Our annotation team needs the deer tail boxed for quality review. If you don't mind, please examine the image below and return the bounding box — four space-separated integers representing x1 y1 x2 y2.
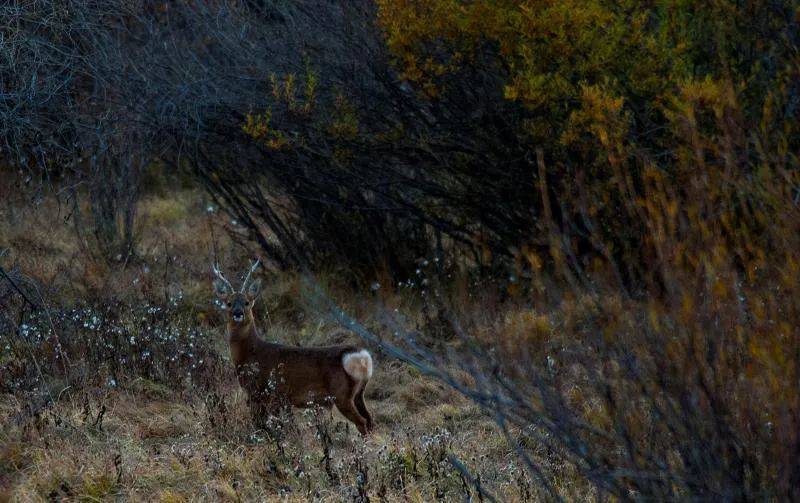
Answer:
342 349 373 381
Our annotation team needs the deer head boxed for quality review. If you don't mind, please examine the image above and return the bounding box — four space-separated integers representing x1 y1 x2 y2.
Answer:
213 259 262 325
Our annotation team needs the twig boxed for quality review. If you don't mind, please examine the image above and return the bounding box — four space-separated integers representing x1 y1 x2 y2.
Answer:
0 264 39 310
447 455 500 503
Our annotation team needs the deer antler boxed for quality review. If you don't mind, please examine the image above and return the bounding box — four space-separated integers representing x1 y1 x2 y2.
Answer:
240 258 261 293
212 262 234 293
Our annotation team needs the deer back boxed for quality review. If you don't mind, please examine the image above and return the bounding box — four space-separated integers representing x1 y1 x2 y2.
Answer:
232 333 360 407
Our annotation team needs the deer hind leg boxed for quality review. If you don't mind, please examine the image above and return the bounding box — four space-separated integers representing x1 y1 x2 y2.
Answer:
334 395 369 435
353 386 373 432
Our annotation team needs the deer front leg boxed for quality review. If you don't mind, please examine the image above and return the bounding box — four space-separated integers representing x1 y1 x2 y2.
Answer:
247 395 273 429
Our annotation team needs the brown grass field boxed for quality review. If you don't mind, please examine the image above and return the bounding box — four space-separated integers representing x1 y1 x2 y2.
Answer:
1 187 589 501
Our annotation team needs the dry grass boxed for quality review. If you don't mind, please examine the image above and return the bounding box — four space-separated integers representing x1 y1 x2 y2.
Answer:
0 186 579 501
1 374 545 502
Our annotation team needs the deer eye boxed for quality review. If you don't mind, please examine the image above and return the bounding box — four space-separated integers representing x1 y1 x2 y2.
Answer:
226 302 231 307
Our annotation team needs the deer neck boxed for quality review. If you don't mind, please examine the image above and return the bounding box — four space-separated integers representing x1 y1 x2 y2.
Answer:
227 320 258 367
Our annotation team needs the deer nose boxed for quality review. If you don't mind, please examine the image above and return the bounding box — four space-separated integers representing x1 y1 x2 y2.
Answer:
231 309 245 321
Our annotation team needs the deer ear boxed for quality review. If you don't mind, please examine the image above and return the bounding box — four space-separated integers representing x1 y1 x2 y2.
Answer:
246 278 262 299
213 279 230 298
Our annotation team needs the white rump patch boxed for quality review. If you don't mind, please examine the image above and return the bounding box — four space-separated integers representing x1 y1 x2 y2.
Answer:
342 349 373 381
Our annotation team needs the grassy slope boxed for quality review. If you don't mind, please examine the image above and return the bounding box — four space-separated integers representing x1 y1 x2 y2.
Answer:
0 187 584 501
1 365 509 501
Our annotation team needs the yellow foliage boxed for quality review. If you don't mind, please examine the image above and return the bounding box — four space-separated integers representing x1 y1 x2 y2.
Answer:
562 85 629 152
242 109 288 150
327 94 359 139
242 67 320 148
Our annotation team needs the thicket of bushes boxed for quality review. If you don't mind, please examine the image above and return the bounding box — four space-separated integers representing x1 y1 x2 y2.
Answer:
4 0 795 280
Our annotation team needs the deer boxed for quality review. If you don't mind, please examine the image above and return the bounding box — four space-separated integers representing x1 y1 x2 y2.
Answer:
212 260 374 435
